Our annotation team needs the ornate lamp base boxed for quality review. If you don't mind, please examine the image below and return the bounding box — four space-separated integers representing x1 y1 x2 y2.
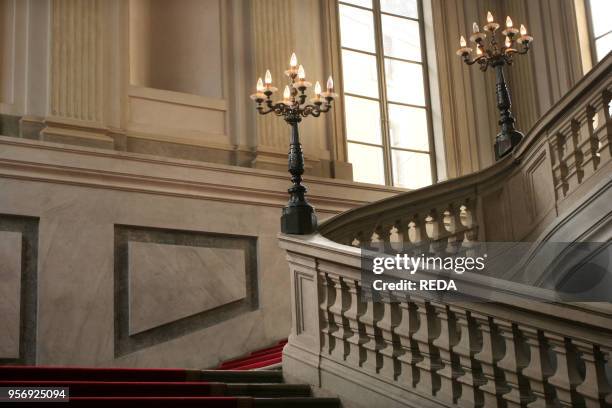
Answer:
494 129 524 160
281 202 317 234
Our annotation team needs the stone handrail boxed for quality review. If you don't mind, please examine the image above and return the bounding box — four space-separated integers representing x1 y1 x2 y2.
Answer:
279 54 612 407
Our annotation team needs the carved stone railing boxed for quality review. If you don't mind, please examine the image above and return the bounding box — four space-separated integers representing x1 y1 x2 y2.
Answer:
279 54 611 408
319 53 611 251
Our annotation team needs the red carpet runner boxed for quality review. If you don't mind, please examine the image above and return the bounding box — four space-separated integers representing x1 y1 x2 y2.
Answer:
0 339 342 407
217 339 286 370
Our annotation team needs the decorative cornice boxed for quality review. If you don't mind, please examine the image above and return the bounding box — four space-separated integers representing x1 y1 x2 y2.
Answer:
0 136 402 214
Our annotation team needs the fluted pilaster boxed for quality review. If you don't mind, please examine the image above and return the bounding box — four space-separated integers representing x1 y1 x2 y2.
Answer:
50 0 104 124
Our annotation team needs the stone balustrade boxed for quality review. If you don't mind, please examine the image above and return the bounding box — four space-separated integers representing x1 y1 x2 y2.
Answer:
319 54 611 251
280 55 611 408
280 233 612 408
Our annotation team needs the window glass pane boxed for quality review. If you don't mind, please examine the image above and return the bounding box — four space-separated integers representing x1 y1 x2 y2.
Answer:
340 0 372 8
384 59 425 106
380 0 418 19
589 0 612 37
342 50 380 98
345 96 383 144
339 5 376 53
391 150 432 189
382 15 421 61
595 32 612 61
348 143 385 185
388 104 429 150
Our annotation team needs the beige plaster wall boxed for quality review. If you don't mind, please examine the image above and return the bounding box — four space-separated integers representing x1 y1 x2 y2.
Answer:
0 136 402 367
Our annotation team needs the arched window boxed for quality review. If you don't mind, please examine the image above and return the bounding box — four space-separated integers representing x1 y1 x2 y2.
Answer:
337 0 436 189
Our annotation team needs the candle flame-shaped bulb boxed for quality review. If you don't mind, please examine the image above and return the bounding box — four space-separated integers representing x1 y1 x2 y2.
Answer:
298 64 305 80
256 78 264 92
473 22 479 33
476 47 483 55
264 70 272 85
290 52 298 67
505 36 511 48
487 11 494 23
283 85 291 100
327 75 334 91
506 16 513 28
460 35 467 47
315 81 321 96
520 24 527 36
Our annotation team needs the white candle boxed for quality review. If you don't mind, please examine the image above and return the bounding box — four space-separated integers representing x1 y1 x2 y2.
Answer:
264 70 272 85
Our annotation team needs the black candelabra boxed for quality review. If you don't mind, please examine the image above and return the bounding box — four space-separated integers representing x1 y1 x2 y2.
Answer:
457 12 534 160
251 53 336 234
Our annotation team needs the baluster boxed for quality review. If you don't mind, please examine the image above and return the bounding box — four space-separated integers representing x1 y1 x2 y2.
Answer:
370 230 382 252
443 205 462 254
392 219 408 254
377 299 400 381
601 346 612 406
395 299 418 388
411 297 441 396
452 307 483 408
574 341 612 408
546 334 582 407
495 319 528 408
358 287 381 373
589 90 612 163
460 201 479 258
431 302 459 405
580 105 601 177
551 132 570 197
558 120 583 193
376 224 393 254
343 278 365 368
361 228 374 250
599 89 611 163
472 312 503 407
425 210 446 256
319 271 336 355
407 215 427 256
519 325 553 408
572 119 585 184
351 231 367 248
328 274 350 362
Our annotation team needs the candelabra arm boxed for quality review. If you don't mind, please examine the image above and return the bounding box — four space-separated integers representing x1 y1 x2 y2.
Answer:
493 62 524 159
280 115 317 234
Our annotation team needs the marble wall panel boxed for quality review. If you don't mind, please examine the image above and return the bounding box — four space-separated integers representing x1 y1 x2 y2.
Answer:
128 242 247 335
115 225 258 358
0 231 22 358
0 215 38 365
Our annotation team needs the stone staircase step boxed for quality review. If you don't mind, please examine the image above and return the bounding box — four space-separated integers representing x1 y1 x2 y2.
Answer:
197 370 283 383
225 383 311 397
254 397 341 407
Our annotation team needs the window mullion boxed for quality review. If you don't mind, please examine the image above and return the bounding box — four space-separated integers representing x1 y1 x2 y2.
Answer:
416 0 438 183
372 0 393 186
